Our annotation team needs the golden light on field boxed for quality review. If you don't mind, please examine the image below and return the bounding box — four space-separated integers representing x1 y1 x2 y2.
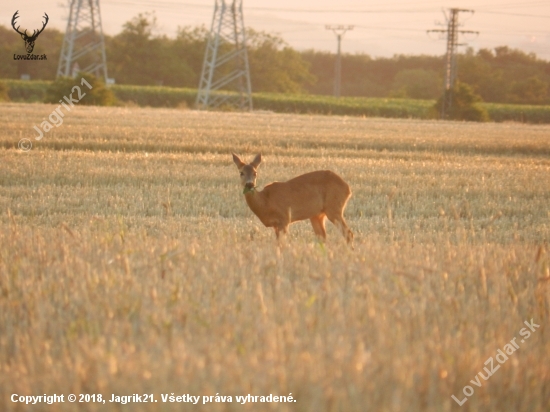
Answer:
0 103 549 411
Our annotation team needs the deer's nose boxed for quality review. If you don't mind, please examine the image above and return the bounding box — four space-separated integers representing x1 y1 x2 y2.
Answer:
245 182 254 189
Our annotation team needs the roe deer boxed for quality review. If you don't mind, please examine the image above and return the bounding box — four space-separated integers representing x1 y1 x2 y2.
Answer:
232 153 353 244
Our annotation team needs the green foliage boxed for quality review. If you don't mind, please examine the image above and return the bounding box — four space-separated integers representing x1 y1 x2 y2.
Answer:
509 76 549 105
4 79 49 102
389 69 442 99
483 102 550 124
0 25 64 81
302 47 550 105
106 15 313 93
458 47 550 105
246 29 315 93
111 84 196 107
173 26 209 87
435 83 490 122
253 93 432 119
5 80 550 124
1 15 550 106
301 52 444 98
0 81 9 101
45 73 116 106
107 12 196 88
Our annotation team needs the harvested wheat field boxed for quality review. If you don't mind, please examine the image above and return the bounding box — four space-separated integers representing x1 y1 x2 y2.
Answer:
0 102 549 412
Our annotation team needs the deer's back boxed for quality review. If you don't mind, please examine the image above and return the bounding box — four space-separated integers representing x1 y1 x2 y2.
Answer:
262 170 351 221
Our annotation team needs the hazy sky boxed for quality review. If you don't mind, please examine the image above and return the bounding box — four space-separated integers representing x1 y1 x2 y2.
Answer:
3 0 550 59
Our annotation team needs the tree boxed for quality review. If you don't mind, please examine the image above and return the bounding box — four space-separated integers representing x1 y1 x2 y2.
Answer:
107 19 314 92
173 26 209 88
509 76 549 105
246 29 315 93
107 12 194 87
45 72 115 106
435 82 489 122
389 69 441 99
301 52 444 98
458 51 507 102
0 25 63 80
1 16 550 106
459 47 550 105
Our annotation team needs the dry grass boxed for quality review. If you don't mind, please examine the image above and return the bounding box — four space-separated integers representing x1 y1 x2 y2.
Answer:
0 102 549 412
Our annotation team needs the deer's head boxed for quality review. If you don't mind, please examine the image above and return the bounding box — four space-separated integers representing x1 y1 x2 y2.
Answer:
232 153 262 194
12 11 49 54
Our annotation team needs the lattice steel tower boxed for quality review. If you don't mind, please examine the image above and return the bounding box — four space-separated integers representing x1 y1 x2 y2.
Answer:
57 0 108 81
196 0 252 110
428 9 477 119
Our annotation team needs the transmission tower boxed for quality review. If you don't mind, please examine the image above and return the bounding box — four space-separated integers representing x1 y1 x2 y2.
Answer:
57 0 108 81
196 0 252 111
428 9 477 119
326 25 354 98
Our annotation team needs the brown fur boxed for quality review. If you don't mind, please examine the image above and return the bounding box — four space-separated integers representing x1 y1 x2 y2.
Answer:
232 153 353 243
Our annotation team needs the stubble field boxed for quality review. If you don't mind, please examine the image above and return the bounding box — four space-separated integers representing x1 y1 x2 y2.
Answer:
0 103 549 411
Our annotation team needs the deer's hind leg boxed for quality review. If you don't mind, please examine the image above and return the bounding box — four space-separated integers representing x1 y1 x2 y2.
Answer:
326 210 353 244
310 214 327 241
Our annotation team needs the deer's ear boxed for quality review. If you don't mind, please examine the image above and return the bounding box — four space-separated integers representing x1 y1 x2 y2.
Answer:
251 153 262 169
232 153 246 170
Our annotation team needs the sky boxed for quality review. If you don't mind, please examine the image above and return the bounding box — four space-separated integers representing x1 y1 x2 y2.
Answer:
3 0 550 60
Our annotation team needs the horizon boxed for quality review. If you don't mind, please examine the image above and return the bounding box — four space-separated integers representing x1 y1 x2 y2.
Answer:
2 0 549 60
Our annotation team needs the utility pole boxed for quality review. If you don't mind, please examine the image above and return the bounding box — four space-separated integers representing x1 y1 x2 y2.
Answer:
326 25 354 98
428 9 477 119
57 0 108 82
196 0 252 111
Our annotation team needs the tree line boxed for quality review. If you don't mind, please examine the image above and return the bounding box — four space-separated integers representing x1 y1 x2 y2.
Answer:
1 12 549 105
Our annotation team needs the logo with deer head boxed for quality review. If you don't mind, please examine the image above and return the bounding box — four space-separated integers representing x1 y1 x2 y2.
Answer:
11 10 49 54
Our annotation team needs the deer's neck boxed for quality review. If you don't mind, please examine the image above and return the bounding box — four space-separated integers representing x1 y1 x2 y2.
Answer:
244 190 270 225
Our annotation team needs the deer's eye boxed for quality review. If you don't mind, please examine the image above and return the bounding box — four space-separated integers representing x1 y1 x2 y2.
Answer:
240 172 244 176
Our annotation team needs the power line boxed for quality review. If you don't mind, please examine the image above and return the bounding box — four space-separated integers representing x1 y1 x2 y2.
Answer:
476 0 549 11
478 11 550 19
78 1 550 60
57 0 108 82
355 25 425 33
428 9 479 120
103 1 441 14
196 0 252 111
102 0 550 19
326 25 354 98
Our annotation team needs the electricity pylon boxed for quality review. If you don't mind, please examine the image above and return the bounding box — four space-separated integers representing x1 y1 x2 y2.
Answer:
196 0 252 111
428 9 477 119
326 25 354 98
57 0 108 81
